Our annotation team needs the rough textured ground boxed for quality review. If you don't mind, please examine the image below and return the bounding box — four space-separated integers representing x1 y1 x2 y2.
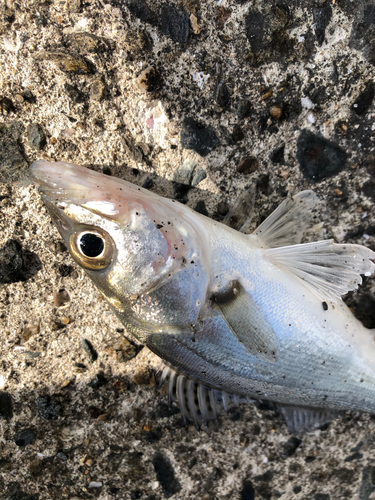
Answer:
1 0 375 499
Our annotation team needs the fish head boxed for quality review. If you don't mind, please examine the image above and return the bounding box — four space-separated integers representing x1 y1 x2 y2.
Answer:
30 160 209 316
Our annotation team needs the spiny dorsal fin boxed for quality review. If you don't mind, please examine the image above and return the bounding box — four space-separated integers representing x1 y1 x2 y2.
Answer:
253 190 319 248
265 240 375 302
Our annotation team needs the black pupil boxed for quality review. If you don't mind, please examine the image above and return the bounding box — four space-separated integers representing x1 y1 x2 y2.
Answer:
79 233 104 258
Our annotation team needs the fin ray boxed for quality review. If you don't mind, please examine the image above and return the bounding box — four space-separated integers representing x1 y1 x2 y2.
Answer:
265 240 375 301
253 190 319 247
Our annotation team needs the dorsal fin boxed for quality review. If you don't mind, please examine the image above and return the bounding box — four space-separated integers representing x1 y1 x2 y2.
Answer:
253 190 319 248
265 240 375 302
278 405 339 434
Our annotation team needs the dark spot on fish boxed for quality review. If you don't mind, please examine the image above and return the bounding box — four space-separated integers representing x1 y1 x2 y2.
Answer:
322 301 328 311
156 224 163 229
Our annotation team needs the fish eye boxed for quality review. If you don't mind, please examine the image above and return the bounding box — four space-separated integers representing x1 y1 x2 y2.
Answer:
68 226 114 271
79 232 104 258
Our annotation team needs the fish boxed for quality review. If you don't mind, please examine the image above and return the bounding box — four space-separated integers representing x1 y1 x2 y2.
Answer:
29 159 375 433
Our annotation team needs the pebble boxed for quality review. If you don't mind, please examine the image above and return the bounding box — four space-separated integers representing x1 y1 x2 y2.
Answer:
297 129 347 182
180 118 219 157
64 83 82 103
152 452 182 497
161 5 190 43
54 288 70 307
236 99 251 119
194 200 208 216
88 372 107 389
132 367 155 386
173 159 197 184
270 105 282 119
282 436 301 457
240 480 255 500
0 391 13 419
351 82 375 116
123 29 151 54
23 324 40 341
0 239 24 284
269 144 285 165
28 123 47 150
215 81 231 108
35 395 62 420
90 79 106 102
80 337 98 363
136 66 162 92
0 96 15 114
236 157 259 175
232 124 245 142
36 51 92 74
191 165 207 186
313 4 332 45
142 177 154 190
67 32 110 53
217 201 229 217
14 428 36 447
190 14 200 34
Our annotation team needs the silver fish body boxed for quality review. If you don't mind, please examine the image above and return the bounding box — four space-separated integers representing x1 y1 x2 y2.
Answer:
30 160 375 430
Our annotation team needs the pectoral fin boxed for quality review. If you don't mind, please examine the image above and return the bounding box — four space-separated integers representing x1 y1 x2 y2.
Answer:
265 240 375 302
214 281 278 363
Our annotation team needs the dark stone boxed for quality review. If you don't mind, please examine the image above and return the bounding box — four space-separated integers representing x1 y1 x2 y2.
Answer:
269 144 285 164
362 179 375 201
296 129 347 182
0 96 15 114
180 118 219 157
254 470 274 482
293 485 302 494
351 82 375 116
251 423 261 435
14 429 36 447
359 466 375 500
142 177 154 189
64 84 83 103
80 337 98 363
88 372 108 389
161 5 189 43
0 391 13 419
137 66 162 92
282 436 301 457
237 157 259 174
34 395 61 420
236 99 251 119
4 482 39 500
121 134 144 162
215 81 230 108
194 200 209 216
217 201 229 217
152 452 181 498
204 467 221 492
257 174 272 195
350 4 375 66
313 4 332 45
232 124 245 142
27 124 46 150
58 263 74 277
345 292 375 329
54 288 70 307
314 495 330 500
245 6 293 62
0 240 23 283
4 9 15 24
126 0 156 25
34 15 47 27
173 182 190 204
344 452 363 462
21 89 36 103
240 480 255 500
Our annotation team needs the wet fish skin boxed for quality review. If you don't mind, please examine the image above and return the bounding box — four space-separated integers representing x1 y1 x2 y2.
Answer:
30 160 375 428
